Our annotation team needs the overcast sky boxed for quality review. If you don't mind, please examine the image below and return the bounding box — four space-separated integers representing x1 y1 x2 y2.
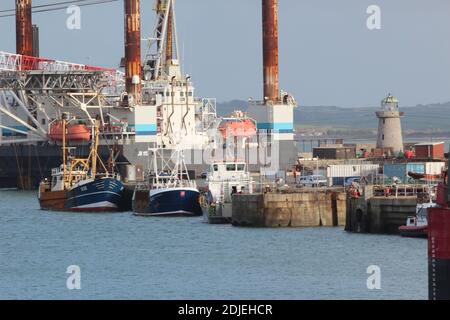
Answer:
1 0 450 107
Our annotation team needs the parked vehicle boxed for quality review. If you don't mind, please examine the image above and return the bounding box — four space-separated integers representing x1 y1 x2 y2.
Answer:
297 175 327 187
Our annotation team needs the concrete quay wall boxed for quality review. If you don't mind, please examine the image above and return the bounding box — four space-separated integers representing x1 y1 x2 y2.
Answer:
232 190 346 228
346 195 417 234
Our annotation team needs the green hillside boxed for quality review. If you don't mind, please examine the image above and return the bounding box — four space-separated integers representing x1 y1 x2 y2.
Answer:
216 101 450 132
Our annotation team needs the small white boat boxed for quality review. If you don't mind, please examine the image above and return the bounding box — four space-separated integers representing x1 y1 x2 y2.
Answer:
201 160 254 224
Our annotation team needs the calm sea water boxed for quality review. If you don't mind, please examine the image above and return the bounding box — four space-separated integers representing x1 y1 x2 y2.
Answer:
0 190 427 300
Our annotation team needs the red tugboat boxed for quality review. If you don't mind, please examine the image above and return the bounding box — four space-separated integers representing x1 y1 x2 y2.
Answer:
399 201 436 238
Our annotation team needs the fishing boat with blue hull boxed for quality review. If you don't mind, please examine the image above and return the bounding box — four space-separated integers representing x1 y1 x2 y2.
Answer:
146 187 202 217
65 177 124 212
133 145 202 217
38 117 124 212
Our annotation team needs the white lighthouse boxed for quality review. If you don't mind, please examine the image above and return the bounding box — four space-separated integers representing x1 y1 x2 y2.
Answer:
376 94 404 155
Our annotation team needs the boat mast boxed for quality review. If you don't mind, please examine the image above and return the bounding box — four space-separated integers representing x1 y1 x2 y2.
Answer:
150 148 159 185
91 120 99 178
62 116 68 189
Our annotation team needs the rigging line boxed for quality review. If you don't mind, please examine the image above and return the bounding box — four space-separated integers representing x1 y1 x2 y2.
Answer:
0 0 120 18
0 0 95 13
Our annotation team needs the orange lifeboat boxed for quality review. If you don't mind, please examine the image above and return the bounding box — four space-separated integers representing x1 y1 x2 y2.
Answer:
48 122 91 142
219 119 256 139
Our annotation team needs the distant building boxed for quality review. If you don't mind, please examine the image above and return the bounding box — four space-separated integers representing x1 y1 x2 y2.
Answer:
313 146 356 160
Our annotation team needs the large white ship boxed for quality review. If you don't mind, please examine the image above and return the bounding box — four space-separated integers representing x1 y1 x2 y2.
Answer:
0 0 218 189
0 0 297 189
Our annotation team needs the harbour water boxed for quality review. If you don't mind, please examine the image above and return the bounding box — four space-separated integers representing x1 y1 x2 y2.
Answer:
0 190 427 300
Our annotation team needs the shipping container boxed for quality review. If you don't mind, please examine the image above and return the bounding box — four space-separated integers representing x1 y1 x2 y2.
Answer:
414 142 445 160
332 177 345 186
383 162 425 183
313 169 327 177
326 164 380 186
313 147 356 160
425 162 446 175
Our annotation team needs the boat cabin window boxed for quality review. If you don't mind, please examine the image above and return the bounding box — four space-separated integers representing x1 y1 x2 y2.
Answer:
237 164 245 171
213 164 218 172
226 164 236 171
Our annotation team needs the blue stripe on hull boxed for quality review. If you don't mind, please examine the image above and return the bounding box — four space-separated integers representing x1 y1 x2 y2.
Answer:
65 178 124 211
148 189 202 217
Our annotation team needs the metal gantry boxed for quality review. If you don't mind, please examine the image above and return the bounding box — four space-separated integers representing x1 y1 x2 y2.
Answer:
143 0 180 81
0 51 126 145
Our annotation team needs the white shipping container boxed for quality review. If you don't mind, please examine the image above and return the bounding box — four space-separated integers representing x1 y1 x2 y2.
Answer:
313 169 327 176
425 162 446 175
326 164 380 178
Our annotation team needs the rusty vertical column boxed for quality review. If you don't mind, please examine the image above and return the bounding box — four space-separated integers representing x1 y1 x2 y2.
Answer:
16 0 33 57
166 5 173 64
262 0 279 103
124 0 142 104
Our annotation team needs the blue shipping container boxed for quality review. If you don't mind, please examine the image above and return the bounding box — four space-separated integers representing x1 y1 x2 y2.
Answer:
383 163 425 183
332 177 345 186
332 176 360 186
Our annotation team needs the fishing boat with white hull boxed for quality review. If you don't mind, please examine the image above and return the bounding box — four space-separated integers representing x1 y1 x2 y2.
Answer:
38 117 124 212
133 146 202 217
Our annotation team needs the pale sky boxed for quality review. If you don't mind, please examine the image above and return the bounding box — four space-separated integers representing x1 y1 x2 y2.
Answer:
1 0 450 107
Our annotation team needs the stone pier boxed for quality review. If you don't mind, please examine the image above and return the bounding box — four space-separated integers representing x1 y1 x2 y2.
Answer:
232 190 346 227
345 186 418 234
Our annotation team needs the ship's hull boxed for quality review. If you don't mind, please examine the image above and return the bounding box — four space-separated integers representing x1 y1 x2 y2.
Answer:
202 202 233 224
399 225 428 238
39 178 124 212
135 187 202 217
